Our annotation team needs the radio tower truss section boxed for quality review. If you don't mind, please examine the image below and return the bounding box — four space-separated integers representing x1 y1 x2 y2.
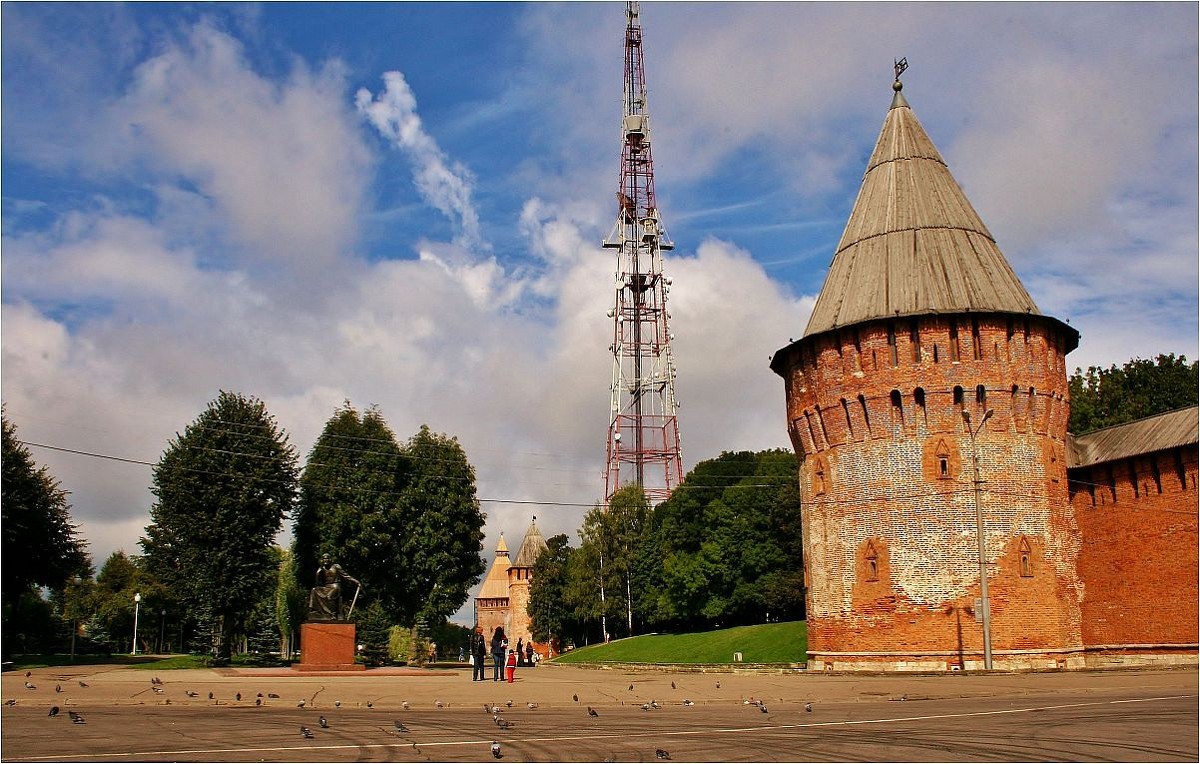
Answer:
603 1 683 506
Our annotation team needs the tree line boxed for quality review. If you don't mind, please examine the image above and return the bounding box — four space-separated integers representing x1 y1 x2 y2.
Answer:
2 393 483 665
527 449 806 650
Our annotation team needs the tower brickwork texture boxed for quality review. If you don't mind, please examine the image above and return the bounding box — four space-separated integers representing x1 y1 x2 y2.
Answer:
771 78 1197 671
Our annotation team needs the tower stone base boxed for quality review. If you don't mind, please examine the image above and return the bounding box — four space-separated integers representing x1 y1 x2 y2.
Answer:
295 622 364 671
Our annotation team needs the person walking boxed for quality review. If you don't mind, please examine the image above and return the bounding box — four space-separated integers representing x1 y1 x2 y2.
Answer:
471 627 487 682
516 637 524 666
506 648 517 683
490 627 507 682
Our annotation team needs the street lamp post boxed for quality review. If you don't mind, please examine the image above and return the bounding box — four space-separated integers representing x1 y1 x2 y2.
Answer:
962 408 994 671
160 610 167 655
132 593 142 655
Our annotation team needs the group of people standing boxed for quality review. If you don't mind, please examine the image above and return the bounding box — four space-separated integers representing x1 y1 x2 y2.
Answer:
470 626 536 682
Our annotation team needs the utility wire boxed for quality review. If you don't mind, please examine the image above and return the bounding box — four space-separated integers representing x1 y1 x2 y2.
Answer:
20 438 1153 511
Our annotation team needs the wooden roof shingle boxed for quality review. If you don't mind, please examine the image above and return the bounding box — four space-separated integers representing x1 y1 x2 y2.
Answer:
803 83 1045 339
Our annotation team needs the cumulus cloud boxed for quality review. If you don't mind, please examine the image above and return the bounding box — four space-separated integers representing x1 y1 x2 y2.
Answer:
357 72 487 253
114 21 369 277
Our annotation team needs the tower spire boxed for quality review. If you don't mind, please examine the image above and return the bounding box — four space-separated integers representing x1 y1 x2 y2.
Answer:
603 1 683 505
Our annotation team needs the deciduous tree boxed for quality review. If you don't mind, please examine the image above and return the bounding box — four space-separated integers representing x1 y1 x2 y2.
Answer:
1069 354 1199 434
141 391 297 661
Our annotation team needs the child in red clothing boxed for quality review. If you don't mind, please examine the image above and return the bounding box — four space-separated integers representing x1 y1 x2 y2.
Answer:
505 649 517 683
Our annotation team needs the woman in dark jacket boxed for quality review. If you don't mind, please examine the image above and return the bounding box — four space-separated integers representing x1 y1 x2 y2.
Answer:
490 626 507 681
470 626 487 681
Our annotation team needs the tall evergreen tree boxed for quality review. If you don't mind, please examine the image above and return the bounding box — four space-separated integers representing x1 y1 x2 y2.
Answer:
292 403 405 610
2 414 91 602
141 391 297 661
396 426 486 625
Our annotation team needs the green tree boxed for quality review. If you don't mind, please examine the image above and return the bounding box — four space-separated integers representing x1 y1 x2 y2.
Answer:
564 505 620 643
353 601 393 667
528 534 576 645
1069 354 1199 435
641 450 803 631
141 391 298 661
2 414 91 604
274 548 306 660
603 486 650 635
395 425 486 626
90 552 167 653
292 403 405 610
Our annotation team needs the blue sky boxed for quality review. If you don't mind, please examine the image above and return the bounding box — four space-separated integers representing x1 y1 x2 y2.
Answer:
3 3 1196 620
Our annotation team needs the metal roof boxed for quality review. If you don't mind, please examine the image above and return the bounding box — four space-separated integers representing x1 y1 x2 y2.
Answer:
1067 407 1199 468
803 82 1046 339
512 519 548 568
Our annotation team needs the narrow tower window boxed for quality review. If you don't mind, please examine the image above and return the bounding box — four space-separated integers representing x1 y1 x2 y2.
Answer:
1019 537 1033 578
910 320 922 363
841 398 853 440
976 385 987 405
914 387 927 425
971 318 982 361
887 322 898 367
859 394 871 435
935 438 952 479
864 540 879 582
890 390 904 429
949 323 961 362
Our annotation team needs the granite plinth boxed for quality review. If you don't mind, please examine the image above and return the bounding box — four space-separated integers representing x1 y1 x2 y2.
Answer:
295 621 364 671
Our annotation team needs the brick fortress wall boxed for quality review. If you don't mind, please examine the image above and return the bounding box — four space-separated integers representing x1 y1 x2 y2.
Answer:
1070 445 1199 658
777 313 1083 670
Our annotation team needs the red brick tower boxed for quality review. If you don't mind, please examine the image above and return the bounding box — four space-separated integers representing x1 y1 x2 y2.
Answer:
770 75 1082 671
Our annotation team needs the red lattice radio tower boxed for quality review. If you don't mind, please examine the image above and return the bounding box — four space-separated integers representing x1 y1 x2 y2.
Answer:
603 1 683 505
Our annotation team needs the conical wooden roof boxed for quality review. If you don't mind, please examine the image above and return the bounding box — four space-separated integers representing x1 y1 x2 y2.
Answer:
513 518 548 568
477 533 511 600
803 82 1043 339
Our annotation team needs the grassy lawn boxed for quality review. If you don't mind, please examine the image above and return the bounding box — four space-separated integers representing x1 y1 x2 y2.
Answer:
552 621 806 665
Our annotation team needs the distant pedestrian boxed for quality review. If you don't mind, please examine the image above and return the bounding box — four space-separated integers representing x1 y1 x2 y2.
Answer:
516 638 525 666
506 649 517 683
490 627 507 682
428 641 438 664
471 626 487 681
526 641 535 666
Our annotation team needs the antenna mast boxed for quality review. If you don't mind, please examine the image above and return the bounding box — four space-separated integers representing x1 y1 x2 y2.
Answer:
603 0 683 505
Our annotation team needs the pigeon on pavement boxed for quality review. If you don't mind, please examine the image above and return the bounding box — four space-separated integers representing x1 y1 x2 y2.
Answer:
656 749 671 760
587 706 599 717
805 703 813 712
300 726 314 739
78 681 89 688
491 742 502 759
394 720 410 733
48 706 60 716
55 684 62 693
24 682 36 690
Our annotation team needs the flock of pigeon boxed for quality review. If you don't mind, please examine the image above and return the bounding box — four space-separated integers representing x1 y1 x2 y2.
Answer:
9 671 816 761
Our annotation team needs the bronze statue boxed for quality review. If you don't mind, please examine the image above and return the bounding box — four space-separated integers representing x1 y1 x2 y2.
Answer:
307 553 361 621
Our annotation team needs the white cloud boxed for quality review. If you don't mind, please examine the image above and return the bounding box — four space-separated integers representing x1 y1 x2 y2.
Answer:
357 71 487 253
114 21 369 275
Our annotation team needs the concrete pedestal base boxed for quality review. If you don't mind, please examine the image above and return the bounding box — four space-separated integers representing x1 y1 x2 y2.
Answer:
295 622 364 671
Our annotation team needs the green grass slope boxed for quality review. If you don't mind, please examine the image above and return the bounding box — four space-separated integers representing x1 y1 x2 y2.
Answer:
552 621 806 665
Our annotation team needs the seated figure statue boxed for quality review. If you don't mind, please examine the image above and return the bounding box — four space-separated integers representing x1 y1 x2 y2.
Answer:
308 553 361 621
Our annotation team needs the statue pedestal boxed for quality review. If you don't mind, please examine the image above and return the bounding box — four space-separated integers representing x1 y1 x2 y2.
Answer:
295 622 364 671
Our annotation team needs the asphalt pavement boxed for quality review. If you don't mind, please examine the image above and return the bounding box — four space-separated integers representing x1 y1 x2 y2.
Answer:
2 662 1196 761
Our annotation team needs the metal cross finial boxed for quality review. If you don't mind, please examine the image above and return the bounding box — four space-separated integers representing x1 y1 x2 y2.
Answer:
894 57 908 82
